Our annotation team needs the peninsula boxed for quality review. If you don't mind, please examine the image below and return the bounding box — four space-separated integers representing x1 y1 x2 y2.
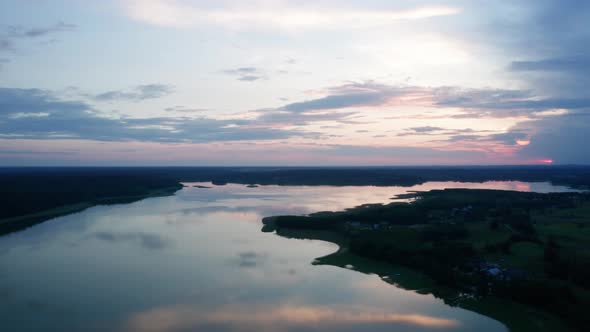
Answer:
264 189 590 332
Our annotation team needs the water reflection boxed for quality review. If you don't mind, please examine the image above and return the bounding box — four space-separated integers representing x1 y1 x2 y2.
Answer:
91 231 172 250
125 304 460 332
0 181 574 332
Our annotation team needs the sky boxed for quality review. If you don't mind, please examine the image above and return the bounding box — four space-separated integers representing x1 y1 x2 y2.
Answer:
1 0 589 166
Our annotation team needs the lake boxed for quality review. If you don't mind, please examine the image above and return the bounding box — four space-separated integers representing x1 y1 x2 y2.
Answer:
0 181 578 332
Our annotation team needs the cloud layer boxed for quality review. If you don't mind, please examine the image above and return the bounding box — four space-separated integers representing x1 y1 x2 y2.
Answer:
1 0 589 165
123 0 460 29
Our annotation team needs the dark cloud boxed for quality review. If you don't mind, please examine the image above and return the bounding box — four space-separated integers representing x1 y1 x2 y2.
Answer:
92 84 175 102
495 0 590 97
517 112 590 163
409 126 445 133
447 131 528 146
433 87 531 109
255 110 357 126
510 57 590 72
396 126 520 145
0 87 88 114
488 132 528 145
282 83 398 112
435 89 590 112
466 0 590 162
222 67 266 82
279 82 590 120
0 87 305 142
284 92 384 112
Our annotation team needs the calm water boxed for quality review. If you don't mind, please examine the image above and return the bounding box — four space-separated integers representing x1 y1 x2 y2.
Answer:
0 181 578 332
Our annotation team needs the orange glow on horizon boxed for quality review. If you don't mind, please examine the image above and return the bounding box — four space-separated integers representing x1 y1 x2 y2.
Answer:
538 159 553 164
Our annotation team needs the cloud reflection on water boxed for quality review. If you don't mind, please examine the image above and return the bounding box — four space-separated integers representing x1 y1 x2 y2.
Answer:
91 231 172 250
125 303 460 332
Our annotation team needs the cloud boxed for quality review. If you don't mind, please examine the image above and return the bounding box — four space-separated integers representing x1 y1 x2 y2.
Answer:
91 84 175 102
471 0 590 98
4 22 77 38
408 126 445 133
255 109 357 127
3 72 588 164
2 81 575 164
455 0 590 162
124 303 460 332
231 251 268 268
435 87 590 113
123 0 461 29
222 67 266 82
284 91 387 112
517 112 590 164
510 57 590 72
92 231 172 250
0 22 77 58
0 87 322 143
277 81 590 118
447 131 529 146
280 82 424 113
0 88 88 114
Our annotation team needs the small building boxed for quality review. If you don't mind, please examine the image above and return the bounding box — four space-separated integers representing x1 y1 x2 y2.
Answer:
486 267 502 277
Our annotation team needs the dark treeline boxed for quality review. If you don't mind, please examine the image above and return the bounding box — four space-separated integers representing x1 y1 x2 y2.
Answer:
5 165 590 188
0 168 182 220
2 165 590 234
111 165 590 187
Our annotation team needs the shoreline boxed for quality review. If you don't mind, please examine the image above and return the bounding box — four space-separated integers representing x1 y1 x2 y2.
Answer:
0 184 183 236
261 188 590 331
269 226 570 332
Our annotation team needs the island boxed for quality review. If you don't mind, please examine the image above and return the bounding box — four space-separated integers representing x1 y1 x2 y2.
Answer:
263 189 590 332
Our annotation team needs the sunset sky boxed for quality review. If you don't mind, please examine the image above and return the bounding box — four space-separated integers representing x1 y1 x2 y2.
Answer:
1 0 589 165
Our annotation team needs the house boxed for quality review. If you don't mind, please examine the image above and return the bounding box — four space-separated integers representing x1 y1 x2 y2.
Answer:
485 267 502 277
